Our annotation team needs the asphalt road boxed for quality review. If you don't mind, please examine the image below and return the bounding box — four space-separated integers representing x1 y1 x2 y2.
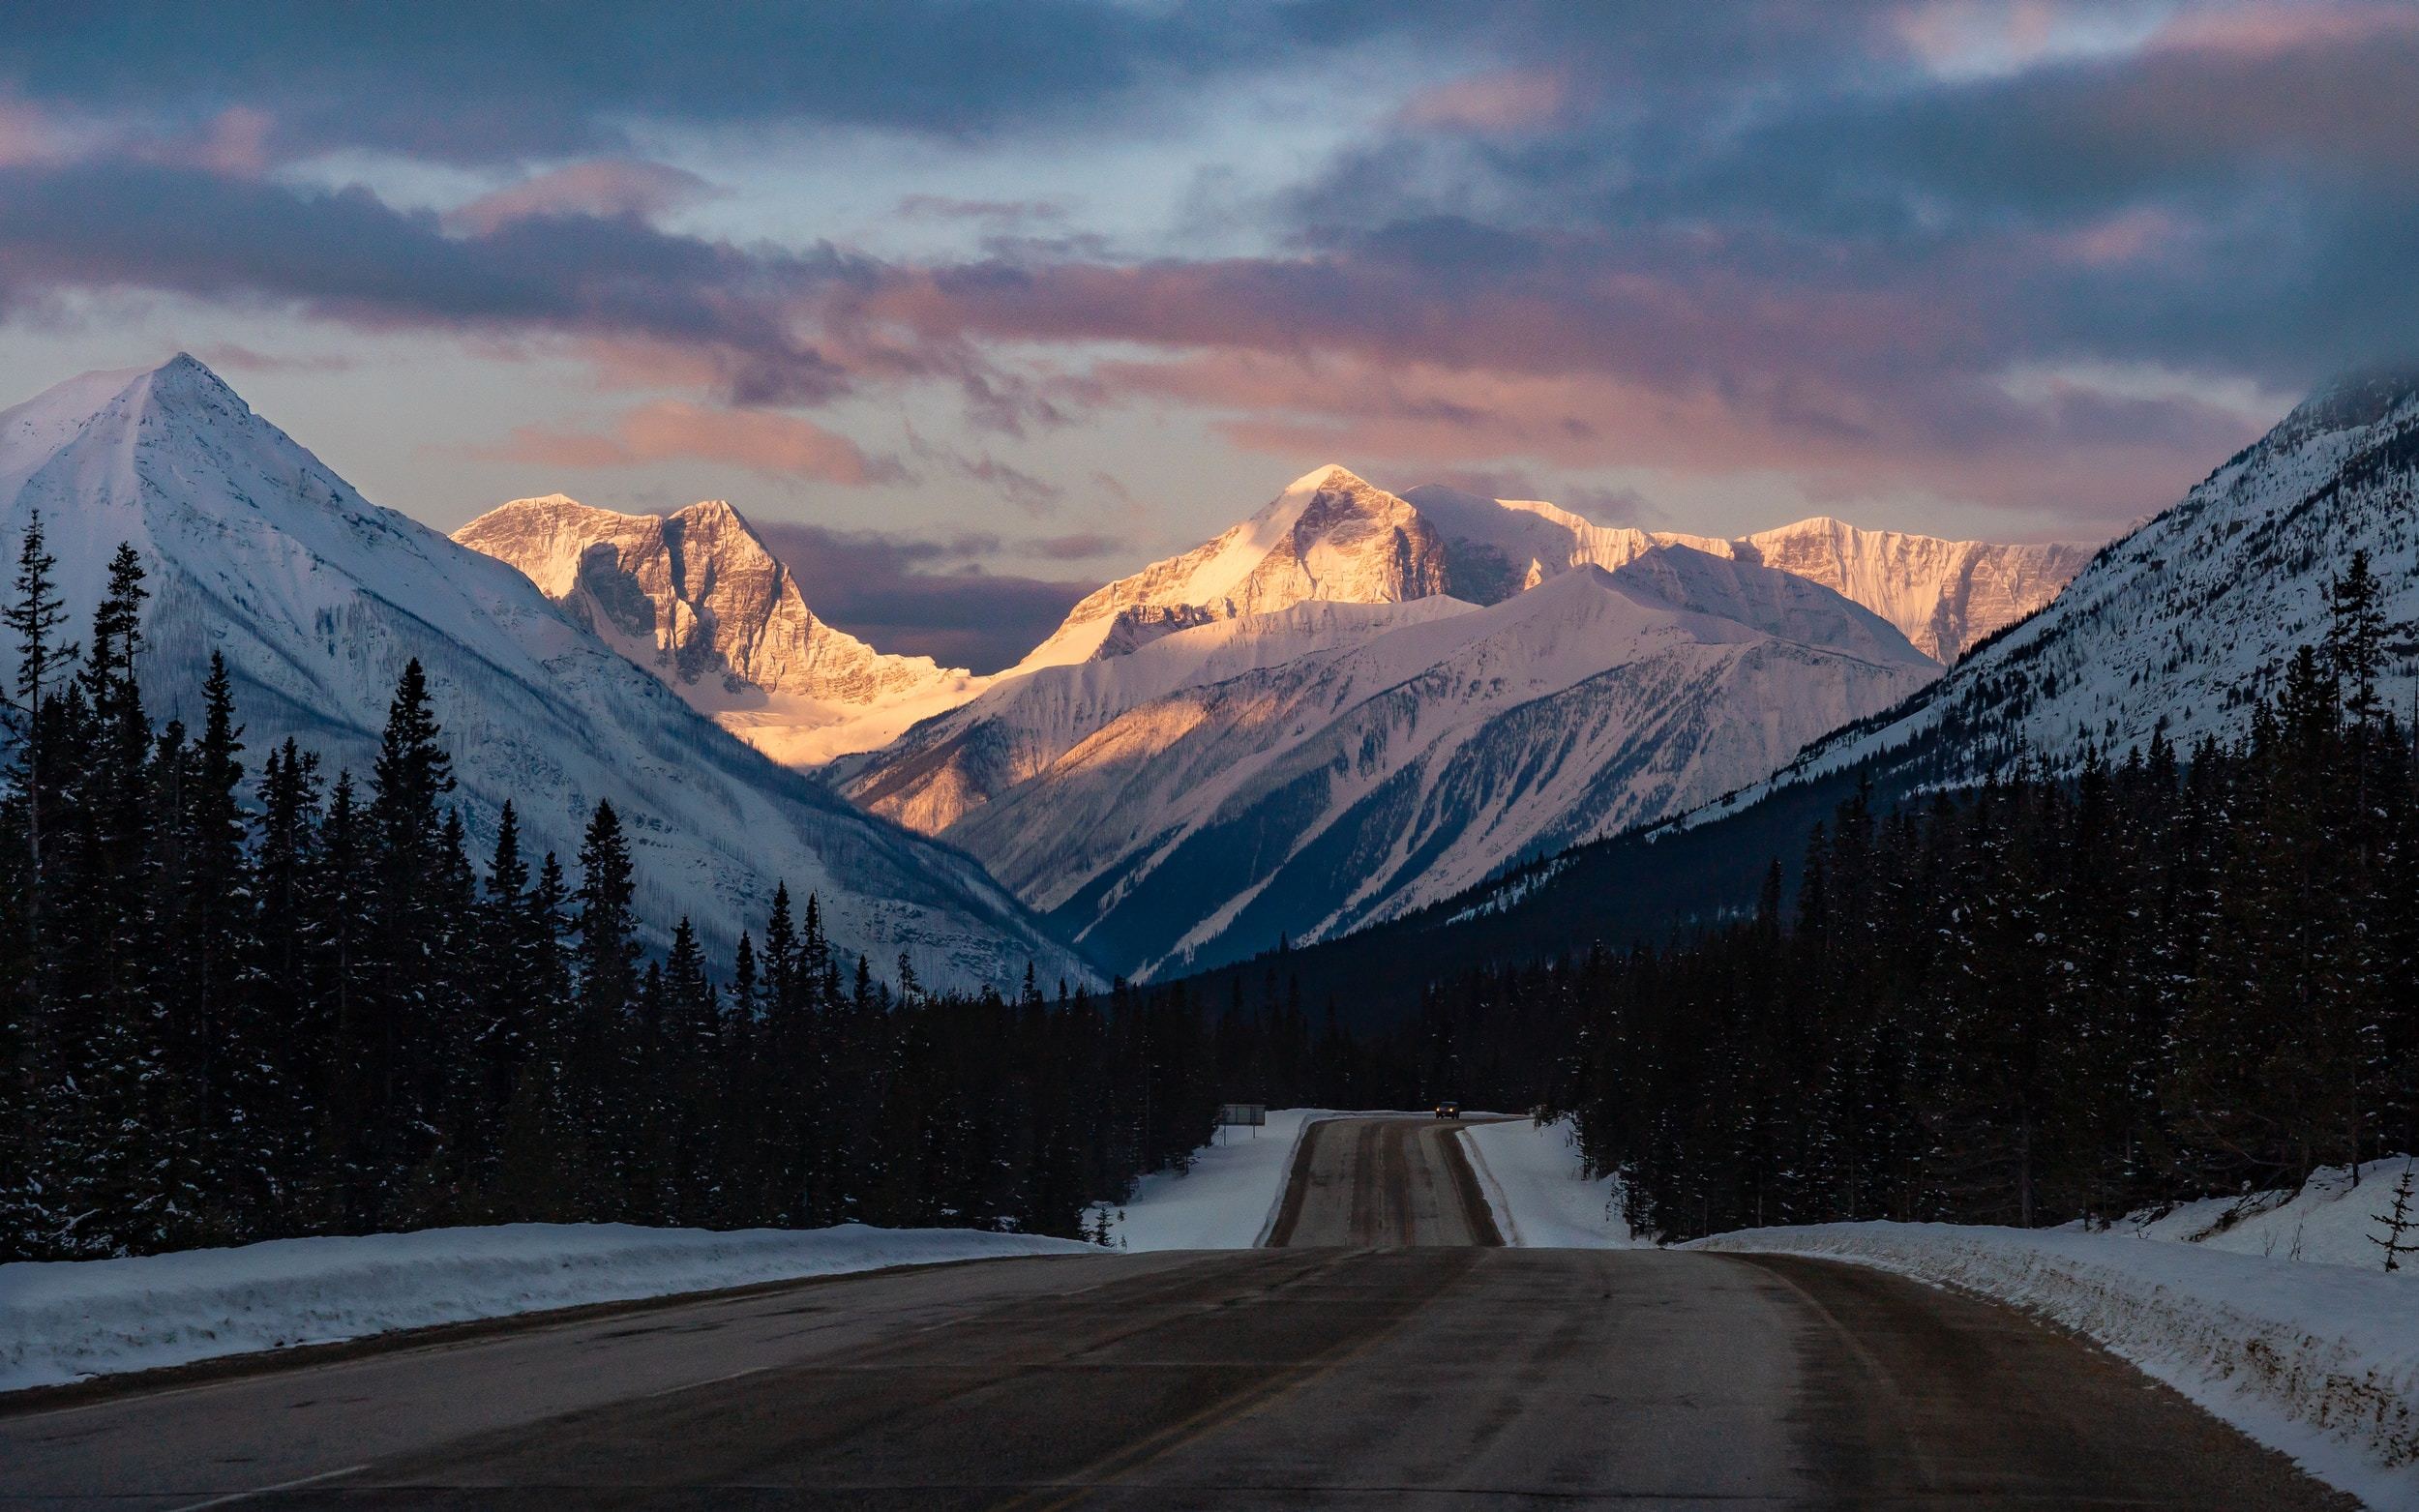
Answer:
1265 1114 1504 1247
0 1115 2356 1510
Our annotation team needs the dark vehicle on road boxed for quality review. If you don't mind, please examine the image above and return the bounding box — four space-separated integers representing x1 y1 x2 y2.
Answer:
1434 1100 1461 1119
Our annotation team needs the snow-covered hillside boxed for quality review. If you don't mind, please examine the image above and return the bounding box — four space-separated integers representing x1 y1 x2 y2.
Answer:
1699 370 2419 816
867 551 1935 978
456 494 983 764
0 356 1086 990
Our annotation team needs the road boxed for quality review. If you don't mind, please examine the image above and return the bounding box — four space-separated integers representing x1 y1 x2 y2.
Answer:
0 1115 2355 1509
1266 1114 1505 1246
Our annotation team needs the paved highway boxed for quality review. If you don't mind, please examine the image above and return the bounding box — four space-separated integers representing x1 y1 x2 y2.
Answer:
0 1115 2354 1509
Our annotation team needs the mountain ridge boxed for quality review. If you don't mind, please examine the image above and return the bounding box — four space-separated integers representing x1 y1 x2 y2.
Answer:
0 355 1089 990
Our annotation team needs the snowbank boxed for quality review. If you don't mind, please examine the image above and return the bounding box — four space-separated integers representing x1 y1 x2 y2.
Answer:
1457 1116 1633 1248
0 1222 1092 1393
2111 1155 2419 1272
1102 1109 1354 1251
1694 1221 2418 1508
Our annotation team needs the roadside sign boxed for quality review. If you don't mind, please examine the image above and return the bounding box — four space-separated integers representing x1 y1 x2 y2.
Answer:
1216 1103 1266 1141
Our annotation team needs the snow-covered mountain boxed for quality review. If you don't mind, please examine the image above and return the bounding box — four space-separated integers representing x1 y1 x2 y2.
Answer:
839 465 2091 836
1015 465 1454 669
1688 370 2419 825
1396 483 2092 663
1021 465 2083 676
454 494 981 765
854 547 1936 978
0 356 1087 990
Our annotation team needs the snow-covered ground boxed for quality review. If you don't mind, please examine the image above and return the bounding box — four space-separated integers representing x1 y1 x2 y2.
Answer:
1101 1109 1354 1250
2109 1156 2419 1271
1696 1218 2418 1508
1457 1116 1633 1248
0 1223 1092 1393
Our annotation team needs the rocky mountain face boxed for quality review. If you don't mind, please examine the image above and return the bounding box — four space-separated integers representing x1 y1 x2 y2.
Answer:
455 494 979 766
0 356 1087 990
1731 518 2095 664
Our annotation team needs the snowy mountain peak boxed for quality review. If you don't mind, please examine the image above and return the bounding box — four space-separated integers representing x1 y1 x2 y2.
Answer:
2276 366 2419 442
0 358 1086 989
456 493 980 766
1015 466 1453 670
1285 461 1373 493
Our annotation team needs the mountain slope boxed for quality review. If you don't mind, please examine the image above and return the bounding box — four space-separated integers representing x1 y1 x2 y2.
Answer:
1699 368 2419 816
890 550 1936 978
454 494 980 765
1177 369 2419 1026
0 356 1086 989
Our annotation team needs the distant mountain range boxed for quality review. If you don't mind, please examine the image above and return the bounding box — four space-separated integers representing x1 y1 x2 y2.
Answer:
460 461 2087 979
0 357 1087 990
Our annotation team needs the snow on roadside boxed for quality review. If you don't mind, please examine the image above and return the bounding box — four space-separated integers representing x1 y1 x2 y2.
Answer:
1694 1222 2419 1509
1457 1116 1633 1248
0 1222 1092 1394
2110 1155 2419 1272
1101 1109 1347 1251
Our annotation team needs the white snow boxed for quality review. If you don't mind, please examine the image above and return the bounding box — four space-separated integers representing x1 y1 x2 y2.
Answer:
1694 1221 2419 1508
0 1222 1092 1393
1456 1116 1634 1248
2107 1156 2419 1272
1099 1109 1349 1251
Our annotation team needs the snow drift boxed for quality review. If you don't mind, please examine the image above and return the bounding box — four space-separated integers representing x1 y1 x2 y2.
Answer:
0 1222 1092 1393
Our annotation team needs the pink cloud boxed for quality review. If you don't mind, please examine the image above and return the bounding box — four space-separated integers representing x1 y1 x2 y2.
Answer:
1394 69 1570 133
2146 0 2419 57
449 160 722 235
476 400 900 487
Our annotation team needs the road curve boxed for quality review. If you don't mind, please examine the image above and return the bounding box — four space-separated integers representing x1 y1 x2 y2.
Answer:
0 1118 2358 1509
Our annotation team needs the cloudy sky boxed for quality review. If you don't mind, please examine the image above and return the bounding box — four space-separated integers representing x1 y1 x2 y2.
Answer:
3 1 2409 667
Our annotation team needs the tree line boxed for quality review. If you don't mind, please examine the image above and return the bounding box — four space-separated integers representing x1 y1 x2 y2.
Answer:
1436 551 2419 1240
0 520 1239 1260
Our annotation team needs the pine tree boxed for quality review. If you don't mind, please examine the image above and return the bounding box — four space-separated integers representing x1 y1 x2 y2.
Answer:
0 513 77 1251
170 654 252 1232
354 660 458 1227
572 800 640 1207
